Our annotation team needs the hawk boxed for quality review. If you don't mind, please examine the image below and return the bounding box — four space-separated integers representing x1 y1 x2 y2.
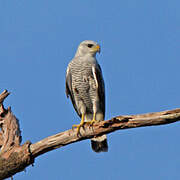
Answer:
65 40 108 153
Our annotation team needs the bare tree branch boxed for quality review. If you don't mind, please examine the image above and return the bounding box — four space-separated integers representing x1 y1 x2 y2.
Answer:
0 91 29 180
0 90 10 105
0 90 179 179
30 108 180 157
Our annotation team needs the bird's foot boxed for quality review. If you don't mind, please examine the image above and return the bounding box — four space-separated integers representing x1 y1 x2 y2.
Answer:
86 119 98 127
91 112 98 126
72 113 85 135
72 122 85 135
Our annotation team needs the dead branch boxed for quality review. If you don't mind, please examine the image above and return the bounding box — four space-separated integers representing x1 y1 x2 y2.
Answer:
0 90 179 179
0 90 10 105
0 108 22 153
30 108 180 157
0 91 32 180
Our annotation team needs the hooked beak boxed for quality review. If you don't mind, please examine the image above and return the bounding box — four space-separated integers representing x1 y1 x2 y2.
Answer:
92 44 101 54
96 44 101 53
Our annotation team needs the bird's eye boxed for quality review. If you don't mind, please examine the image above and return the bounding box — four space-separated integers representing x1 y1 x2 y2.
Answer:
87 44 93 48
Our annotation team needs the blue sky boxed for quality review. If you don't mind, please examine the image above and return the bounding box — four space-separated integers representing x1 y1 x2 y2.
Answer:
0 0 180 179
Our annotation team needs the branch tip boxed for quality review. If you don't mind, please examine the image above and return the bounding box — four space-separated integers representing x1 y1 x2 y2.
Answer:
0 90 10 105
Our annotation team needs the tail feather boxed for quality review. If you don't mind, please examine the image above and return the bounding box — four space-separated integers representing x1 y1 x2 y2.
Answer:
91 135 108 153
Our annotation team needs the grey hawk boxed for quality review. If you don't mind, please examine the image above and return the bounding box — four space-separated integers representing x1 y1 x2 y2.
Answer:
66 40 108 153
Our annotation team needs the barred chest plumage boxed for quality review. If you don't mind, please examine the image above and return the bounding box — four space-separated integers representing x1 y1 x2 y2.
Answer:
68 56 98 115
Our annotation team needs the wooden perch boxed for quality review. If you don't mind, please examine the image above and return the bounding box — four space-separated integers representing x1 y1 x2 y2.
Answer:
30 108 180 158
0 90 180 179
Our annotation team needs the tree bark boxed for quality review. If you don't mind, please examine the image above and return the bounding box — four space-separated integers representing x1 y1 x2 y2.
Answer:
0 90 179 179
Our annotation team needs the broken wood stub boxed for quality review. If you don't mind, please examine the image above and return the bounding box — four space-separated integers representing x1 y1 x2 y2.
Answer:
0 90 34 180
0 108 22 154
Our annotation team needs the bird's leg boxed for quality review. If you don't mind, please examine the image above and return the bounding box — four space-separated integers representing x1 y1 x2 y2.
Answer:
72 113 85 135
89 112 98 126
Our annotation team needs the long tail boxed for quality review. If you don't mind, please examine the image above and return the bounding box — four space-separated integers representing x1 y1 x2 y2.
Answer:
91 135 108 153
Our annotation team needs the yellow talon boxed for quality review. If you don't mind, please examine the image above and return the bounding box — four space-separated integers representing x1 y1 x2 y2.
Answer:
72 113 85 135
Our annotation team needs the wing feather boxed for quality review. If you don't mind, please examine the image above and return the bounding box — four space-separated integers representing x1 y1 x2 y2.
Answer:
92 64 105 117
65 67 81 116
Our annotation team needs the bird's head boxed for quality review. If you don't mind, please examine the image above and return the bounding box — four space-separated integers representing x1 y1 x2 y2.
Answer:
75 40 100 57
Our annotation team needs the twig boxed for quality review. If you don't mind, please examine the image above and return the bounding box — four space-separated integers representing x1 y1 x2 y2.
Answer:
0 90 10 105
